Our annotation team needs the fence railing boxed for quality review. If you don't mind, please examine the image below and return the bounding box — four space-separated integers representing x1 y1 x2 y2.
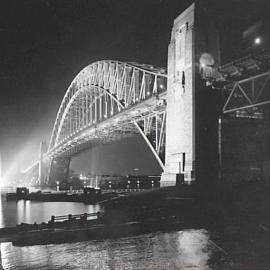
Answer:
50 212 100 223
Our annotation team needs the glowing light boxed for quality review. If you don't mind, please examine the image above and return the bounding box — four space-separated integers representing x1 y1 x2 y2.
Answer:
147 91 151 96
159 84 164 89
80 173 88 180
200 53 215 68
110 111 114 115
254 37 261 45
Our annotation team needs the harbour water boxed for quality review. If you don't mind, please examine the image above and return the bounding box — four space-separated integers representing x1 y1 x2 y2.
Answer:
0 229 236 270
0 188 101 228
0 188 252 269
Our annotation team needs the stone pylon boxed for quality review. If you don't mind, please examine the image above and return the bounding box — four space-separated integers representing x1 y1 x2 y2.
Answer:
161 2 221 186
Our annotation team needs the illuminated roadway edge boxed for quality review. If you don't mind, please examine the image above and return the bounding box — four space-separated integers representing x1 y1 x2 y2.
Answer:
46 92 167 160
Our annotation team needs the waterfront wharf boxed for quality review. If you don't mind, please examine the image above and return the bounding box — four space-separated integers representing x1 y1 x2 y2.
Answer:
6 187 116 204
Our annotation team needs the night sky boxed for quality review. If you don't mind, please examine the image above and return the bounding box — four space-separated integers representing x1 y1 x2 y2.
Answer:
0 0 269 181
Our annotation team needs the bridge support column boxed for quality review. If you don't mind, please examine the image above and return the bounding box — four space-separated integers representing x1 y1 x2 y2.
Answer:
38 141 48 186
161 2 221 186
48 157 71 188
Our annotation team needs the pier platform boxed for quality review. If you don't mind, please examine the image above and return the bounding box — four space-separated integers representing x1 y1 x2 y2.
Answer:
6 187 116 204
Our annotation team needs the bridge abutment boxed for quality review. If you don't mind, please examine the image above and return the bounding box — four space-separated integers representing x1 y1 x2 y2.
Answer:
161 2 221 186
38 141 48 186
48 157 71 188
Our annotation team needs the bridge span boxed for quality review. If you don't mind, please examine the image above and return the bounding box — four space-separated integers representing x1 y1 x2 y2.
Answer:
23 60 168 186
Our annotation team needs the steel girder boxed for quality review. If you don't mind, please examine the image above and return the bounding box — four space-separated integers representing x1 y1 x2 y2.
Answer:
134 111 166 169
45 60 167 166
222 70 270 117
202 49 270 118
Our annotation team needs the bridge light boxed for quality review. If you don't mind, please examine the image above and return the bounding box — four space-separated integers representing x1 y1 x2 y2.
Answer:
254 37 262 45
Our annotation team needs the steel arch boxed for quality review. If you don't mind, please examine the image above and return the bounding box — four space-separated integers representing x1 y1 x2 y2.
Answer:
47 60 167 163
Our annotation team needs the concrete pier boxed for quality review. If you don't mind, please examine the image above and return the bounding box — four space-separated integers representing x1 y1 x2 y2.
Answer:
161 2 220 186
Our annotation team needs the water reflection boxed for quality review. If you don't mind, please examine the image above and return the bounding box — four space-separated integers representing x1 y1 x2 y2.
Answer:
177 230 210 268
0 189 100 227
17 201 30 224
0 229 232 270
0 188 234 269
13 200 100 225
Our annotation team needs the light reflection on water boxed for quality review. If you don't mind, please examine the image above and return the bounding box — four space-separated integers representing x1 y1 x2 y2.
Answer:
0 188 235 269
0 189 100 227
0 230 228 270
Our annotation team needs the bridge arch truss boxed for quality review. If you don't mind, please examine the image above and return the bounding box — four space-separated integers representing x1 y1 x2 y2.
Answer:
46 60 167 168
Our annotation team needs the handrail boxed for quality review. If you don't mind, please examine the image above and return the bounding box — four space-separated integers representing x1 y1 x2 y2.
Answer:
50 212 99 222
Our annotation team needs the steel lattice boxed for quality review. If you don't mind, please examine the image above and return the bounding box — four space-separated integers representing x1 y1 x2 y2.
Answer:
44 61 167 164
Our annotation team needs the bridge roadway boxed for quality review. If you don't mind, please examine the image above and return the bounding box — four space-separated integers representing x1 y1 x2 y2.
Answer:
47 91 166 160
